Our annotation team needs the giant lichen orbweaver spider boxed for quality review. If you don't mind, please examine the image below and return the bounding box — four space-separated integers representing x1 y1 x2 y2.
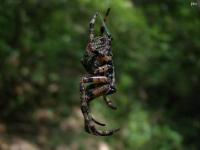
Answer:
80 8 120 136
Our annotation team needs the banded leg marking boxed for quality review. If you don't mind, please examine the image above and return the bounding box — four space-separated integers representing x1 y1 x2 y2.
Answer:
89 12 98 41
80 76 119 136
94 64 112 75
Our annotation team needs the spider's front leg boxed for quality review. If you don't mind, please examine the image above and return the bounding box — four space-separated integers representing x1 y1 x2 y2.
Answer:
80 76 119 136
89 12 98 41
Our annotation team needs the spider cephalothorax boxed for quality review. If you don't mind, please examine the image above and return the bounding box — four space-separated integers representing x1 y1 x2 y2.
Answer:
80 8 119 136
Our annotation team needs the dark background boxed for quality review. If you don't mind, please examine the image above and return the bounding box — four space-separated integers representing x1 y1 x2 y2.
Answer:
0 0 200 149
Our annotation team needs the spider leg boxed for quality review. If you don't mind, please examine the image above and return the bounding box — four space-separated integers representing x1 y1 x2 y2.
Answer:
103 95 117 110
92 117 106 126
89 12 98 41
90 123 120 136
93 64 117 110
85 83 110 126
85 84 106 127
80 76 119 136
92 65 117 109
100 8 111 35
80 77 91 130
86 84 119 136
94 64 112 75
80 76 109 127
96 55 112 64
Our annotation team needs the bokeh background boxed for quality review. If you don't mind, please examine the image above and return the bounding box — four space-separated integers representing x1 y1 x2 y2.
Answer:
0 0 200 149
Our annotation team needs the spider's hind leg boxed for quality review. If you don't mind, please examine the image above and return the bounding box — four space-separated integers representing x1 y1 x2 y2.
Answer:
80 76 119 136
103 95 117 110
86 83 106 126
80 76 109 129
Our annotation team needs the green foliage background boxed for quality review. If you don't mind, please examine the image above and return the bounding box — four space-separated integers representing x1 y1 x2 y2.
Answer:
0 0 199 149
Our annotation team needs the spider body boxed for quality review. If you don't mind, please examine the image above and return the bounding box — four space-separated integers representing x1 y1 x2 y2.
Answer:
80 9 119 136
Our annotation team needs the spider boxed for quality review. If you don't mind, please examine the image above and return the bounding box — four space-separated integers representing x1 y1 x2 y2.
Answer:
80 8 120 136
